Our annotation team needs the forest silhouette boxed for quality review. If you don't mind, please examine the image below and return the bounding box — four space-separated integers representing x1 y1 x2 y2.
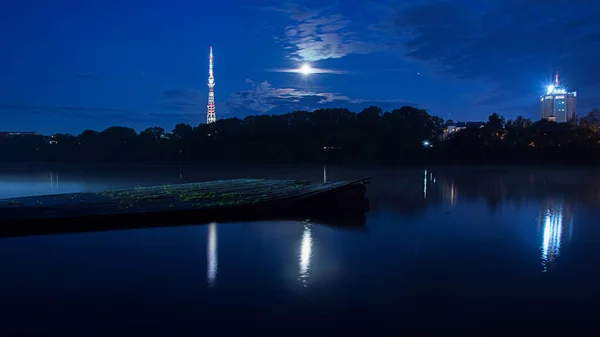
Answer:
2 106 600 164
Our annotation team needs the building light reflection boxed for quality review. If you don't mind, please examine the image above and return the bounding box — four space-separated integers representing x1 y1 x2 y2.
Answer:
299 223 313 287
541 208 562 272
441 179 457 206
207 222 218 286
539 200 572 272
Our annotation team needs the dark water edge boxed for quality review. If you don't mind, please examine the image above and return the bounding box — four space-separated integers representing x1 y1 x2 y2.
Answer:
1 165 600 336
3 161 600 169
2 161 600 179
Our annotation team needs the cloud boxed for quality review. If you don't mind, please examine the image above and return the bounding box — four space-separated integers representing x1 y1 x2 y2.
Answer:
268 4 383 61
0 103 135 119
386 0 600 107
161 88 206 114
226 79 416 116
227 80 340 113
268 67 350 75
0 103 197 124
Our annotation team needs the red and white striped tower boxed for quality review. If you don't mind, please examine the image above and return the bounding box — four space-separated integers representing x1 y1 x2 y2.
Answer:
207 46 216 124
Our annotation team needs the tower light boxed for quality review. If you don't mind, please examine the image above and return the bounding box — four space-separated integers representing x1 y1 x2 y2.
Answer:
207 46 216 124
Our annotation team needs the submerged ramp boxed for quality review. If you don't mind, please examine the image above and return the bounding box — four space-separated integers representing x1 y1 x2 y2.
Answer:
0 178 369 237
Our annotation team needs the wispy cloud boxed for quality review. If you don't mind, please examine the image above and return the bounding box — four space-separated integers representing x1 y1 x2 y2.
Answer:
0 102 196 123
226 79 416 116
268 4 383 62
161 88 206 114
228 79 346 113
386 0 600 108
0 103 134 119
268 67 349 75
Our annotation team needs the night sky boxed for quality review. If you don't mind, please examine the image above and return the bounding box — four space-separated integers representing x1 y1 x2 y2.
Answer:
1 0 599 135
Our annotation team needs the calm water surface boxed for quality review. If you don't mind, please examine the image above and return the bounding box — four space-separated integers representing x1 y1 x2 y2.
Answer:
1 165 599 336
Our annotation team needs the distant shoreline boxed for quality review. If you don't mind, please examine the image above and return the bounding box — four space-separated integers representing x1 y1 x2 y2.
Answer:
0 161 596 172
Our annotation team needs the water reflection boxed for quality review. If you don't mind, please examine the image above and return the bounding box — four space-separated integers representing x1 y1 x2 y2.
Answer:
423 169 427 199
442 180 457 206
50 172 59 193
3 166 600 335
538 199 573 272
541 207 562 272
430 168 600 213
207 222 218 287
299 222 313 286
0 172 87 199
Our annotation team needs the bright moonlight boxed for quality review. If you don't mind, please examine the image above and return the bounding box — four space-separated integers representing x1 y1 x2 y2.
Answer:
300 63 312 75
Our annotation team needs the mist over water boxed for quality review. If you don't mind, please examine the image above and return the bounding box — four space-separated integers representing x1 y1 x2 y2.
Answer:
1 165 599 335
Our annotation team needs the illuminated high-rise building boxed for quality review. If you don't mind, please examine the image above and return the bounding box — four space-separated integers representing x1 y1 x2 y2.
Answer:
540 72 577 123
206 46 216 124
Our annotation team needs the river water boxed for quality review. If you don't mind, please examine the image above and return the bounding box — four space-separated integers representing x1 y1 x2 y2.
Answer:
0 165 599 336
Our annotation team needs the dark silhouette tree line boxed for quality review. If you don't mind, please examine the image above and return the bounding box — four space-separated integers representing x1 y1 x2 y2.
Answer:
1 106 600 164
439 109 600 164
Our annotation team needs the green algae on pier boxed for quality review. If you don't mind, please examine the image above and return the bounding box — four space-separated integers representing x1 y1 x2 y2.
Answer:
91 179 311 209
0 178 367 219
0 178 369 237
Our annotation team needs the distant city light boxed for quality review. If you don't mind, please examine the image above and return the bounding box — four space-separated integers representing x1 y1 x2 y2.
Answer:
546 85 567 95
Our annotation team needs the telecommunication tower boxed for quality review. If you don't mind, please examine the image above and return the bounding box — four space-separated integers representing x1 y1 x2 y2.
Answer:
207 46 216 124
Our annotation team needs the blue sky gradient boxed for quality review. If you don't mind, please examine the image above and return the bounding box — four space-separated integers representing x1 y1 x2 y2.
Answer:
1 0 599 134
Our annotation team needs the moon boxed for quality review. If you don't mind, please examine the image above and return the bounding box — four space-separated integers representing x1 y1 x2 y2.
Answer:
267 64 347 74
300 63 312 75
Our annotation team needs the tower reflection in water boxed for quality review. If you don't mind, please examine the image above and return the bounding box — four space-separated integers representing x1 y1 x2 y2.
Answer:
299 222 313 287
50 172 59 193
207 222 218 287
538 198 573 272
441 178 457 206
